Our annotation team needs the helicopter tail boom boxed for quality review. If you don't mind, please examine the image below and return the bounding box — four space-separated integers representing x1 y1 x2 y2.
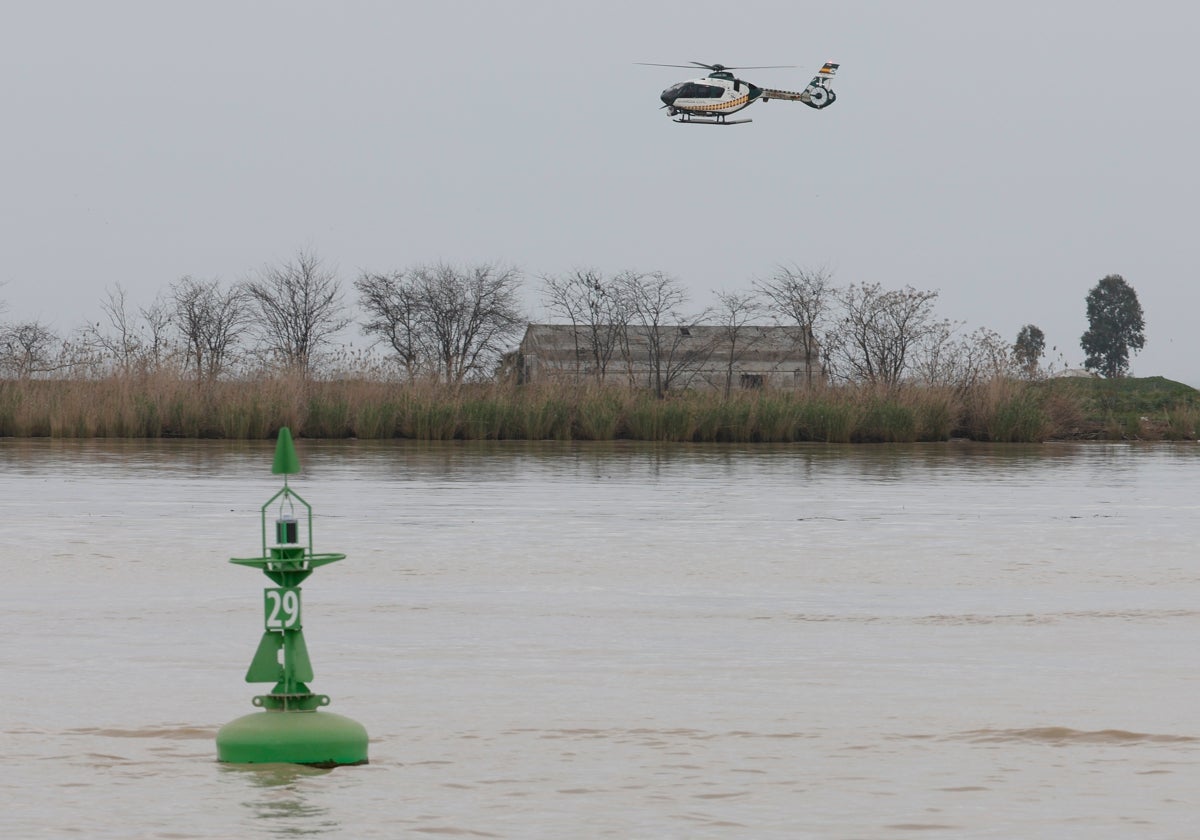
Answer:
760 61 839 110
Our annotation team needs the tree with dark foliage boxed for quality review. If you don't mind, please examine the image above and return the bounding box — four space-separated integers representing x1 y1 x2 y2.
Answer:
1013 324 1045 379
1080 275 1145 378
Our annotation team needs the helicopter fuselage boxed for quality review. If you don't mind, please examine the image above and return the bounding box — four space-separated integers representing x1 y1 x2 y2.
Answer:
659 72 761 120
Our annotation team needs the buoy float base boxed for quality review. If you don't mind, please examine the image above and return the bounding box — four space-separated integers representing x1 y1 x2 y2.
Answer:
217 710 368 767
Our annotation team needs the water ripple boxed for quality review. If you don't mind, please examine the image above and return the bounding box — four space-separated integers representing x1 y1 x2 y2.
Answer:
955 727 1198 745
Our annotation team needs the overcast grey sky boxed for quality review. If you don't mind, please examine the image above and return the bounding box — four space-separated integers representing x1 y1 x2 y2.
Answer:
3 1 1197 382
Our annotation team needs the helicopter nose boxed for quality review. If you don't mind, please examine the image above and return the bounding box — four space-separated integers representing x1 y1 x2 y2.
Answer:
660 88 677 107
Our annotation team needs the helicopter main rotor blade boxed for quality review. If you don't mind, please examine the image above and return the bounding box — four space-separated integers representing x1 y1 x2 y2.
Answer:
690 62 797 70
637 61 797 70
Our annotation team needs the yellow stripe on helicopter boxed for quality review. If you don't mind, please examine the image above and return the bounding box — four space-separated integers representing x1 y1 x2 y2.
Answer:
691 94 750 112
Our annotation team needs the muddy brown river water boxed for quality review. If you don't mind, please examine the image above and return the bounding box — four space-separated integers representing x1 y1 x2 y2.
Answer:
2 439 1198 837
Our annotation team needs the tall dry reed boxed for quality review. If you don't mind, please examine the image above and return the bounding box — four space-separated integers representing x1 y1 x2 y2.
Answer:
0 372 1096 443
960 378 1051 442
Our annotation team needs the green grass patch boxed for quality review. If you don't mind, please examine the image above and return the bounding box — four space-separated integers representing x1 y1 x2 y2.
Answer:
1036 375 1200 440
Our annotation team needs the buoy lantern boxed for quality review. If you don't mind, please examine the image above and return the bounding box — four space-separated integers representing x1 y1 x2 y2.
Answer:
216 427 368 767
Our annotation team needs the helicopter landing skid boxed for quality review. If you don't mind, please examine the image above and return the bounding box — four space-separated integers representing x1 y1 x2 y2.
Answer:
673 115 752 126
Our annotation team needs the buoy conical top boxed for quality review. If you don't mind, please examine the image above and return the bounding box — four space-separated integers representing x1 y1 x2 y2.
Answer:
272 427 301 475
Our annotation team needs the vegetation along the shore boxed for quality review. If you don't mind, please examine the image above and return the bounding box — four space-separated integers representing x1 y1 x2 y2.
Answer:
0 252 1181 442
2 374 1197 443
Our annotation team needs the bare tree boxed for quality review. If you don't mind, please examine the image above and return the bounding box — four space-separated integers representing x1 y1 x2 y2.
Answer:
420 264 525 382
713 289 764 398
169 276 251 379
539 270 630 381
619 271 713 397
79 284 144 372
139 293 174 368
825 283 943 386
914 324 1010 390
0 320 64 378
78 285 177 373
245 250 350 374
754 266 832 387
357 263 524 383
355 270 430 379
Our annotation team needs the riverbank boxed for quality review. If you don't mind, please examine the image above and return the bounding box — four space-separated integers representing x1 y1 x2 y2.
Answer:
1 374 1197 442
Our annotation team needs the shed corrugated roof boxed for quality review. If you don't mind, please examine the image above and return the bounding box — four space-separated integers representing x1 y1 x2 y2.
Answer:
520 323 812 351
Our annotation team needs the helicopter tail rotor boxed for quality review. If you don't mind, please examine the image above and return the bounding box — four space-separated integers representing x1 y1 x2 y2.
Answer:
803 62 839 109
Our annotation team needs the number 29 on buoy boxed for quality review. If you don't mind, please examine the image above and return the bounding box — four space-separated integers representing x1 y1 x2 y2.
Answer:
264 587 302 630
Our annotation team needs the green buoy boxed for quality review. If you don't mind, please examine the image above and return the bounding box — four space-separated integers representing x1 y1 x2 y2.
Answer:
216 428 368 767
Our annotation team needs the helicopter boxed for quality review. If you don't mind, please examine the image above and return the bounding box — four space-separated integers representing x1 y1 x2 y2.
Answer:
639 60 839 125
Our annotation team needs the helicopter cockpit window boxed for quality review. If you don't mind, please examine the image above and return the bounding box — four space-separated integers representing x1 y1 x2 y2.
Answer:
678 83 725 99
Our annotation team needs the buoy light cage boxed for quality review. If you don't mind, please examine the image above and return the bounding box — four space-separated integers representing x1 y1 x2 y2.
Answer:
264 479 310 556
